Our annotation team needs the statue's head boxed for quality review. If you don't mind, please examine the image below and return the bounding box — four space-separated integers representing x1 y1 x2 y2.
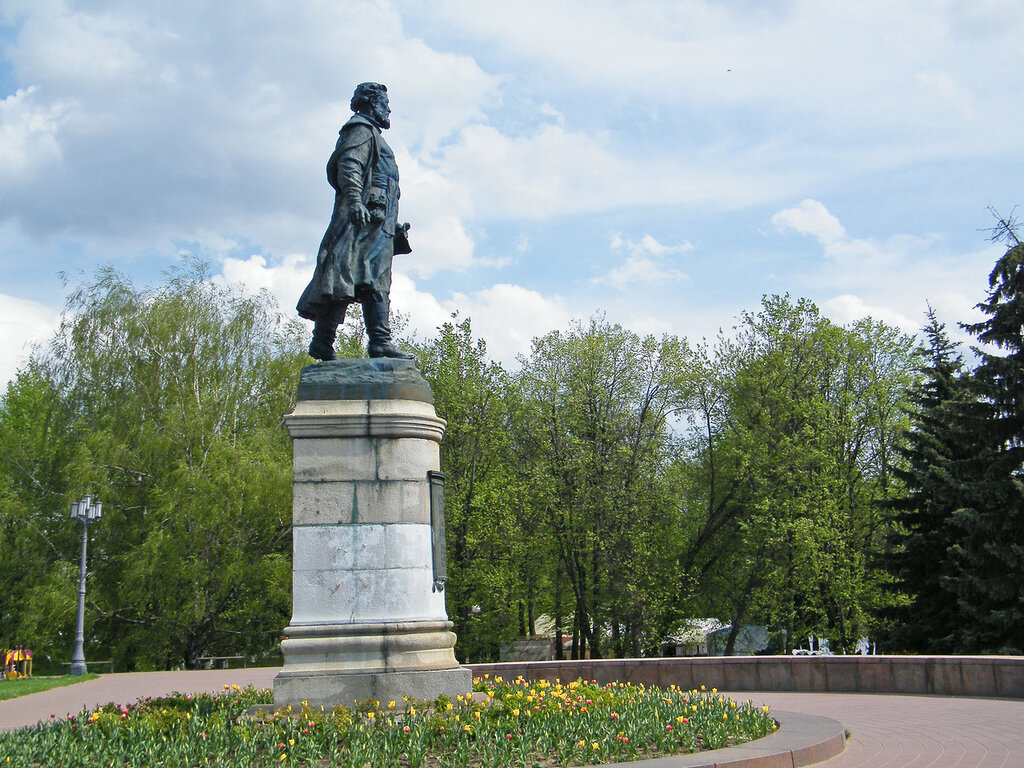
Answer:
351 82 390 129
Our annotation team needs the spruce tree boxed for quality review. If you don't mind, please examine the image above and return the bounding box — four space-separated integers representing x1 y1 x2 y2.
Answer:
882 308 973 652
952 224 1024 653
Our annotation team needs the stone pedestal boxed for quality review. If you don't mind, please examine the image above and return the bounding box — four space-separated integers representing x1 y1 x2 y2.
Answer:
273 359 471 708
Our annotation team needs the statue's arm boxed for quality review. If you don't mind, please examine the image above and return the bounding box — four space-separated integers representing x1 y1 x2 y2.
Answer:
334 125 376 227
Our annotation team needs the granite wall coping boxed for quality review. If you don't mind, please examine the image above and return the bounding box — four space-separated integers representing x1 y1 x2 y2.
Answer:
469 655 1024 699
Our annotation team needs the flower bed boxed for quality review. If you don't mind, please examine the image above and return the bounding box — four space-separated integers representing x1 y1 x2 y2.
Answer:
0 677 776 767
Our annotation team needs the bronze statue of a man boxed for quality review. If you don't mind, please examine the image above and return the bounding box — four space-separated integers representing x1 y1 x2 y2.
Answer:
297 82 413 360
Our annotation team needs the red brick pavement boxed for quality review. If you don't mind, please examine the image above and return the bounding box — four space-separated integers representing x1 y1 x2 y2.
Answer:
3 670 1024 766
746 691 1024 767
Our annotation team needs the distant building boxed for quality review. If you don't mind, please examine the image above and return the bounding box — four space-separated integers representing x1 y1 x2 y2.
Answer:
706 625 771 656
662 618 724 657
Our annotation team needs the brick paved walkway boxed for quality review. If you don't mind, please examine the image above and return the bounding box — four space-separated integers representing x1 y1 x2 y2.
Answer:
749 691 1024 767
3 669 1023 766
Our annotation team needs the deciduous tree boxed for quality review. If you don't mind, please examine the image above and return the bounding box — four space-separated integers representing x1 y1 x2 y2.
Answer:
2 261 306 669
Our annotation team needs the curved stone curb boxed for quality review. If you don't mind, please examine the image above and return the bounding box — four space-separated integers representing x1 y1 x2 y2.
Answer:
599 710 846 768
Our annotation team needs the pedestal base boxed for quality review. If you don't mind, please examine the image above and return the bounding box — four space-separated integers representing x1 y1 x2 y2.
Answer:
274 619 471 707
274 665 473 709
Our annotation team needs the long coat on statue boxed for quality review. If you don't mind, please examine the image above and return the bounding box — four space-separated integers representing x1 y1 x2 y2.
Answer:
297 114 402 323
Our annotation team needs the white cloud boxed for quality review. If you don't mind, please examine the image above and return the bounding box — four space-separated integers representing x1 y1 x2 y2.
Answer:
0 87 69 185
393 274 573 365
438 123 628 220
217 252 313 317
8 4 149 90
391 152 477 275
594 234 692 288
820 294 919 334
620 313 676 338
440 282 572 365
388 272 452 343
432 1 1021 129
772 199 847 245
401 214 476 277
771 199 995 343
0 293 58 385
426 118 801 226
371 38 497 152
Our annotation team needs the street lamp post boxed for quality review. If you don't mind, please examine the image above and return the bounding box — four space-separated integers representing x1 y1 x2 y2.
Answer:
69 495 102 676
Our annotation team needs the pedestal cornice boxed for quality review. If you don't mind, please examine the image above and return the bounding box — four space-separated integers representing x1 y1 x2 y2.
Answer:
285 399 446 442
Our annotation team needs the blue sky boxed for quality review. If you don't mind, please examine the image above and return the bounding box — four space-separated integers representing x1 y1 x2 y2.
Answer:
2 0 1022 384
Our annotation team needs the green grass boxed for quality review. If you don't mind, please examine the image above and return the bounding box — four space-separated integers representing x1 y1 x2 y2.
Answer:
0 678 778 767
0 674 99 701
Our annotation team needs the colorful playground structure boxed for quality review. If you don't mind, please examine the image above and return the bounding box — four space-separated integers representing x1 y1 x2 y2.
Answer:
2 647 32 678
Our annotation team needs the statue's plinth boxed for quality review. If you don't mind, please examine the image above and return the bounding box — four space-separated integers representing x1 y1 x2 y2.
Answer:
273 359 471 708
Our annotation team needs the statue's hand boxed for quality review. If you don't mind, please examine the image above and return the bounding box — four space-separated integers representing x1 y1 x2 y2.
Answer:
348 202 370 227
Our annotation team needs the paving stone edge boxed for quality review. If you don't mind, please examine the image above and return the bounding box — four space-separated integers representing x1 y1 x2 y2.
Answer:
597 710 846 768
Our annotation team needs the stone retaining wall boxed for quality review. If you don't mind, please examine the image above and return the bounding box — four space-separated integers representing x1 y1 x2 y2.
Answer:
469 656 1024 698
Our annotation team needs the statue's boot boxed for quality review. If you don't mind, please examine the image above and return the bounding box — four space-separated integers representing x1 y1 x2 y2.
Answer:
363 297 415 359
308 318 339 361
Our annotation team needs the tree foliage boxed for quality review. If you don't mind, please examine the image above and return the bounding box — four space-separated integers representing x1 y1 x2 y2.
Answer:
882 214 1024 654
880 309 972 652
512 318 692 658
0 261 945 665
419 315 531 663
950 238 1024 653
679 296 916 652
0 262 306 669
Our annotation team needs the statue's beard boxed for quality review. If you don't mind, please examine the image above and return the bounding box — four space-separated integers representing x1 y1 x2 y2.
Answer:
369 105 390 129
